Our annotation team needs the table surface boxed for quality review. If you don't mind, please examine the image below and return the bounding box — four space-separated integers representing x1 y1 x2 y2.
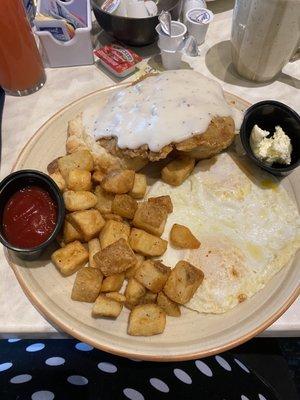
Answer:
1 3 299 338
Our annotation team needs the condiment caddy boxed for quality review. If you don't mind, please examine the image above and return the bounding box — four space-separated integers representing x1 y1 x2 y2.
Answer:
34 0 94 68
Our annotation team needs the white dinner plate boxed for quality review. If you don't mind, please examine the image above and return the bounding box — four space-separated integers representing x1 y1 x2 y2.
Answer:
5 83 300 361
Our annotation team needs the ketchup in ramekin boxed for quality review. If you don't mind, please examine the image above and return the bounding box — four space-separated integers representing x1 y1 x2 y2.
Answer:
0 170 65 260
2 186 58 249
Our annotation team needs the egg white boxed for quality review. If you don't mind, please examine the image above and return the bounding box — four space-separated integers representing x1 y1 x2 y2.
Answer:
147 152 300 313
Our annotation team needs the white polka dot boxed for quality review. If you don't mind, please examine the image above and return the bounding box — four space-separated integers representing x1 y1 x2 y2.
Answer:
195 360 213 377
123 388 145 400
31 390 55 400
67 375 88 386
45 357 65 366
215 355 232 371
173 368 192 384
10 374 32 384
97 362 117 373
75 342 93 351
149 378 169 393
234 358 250 373
26 343 45 352
241 396 250 400
8 338 21 343
258 395 267 400
0 362 13 372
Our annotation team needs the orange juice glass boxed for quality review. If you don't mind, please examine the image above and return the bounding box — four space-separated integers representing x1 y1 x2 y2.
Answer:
0 0 46 96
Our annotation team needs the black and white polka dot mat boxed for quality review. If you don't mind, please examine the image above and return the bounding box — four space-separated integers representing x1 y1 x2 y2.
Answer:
0 339 279 400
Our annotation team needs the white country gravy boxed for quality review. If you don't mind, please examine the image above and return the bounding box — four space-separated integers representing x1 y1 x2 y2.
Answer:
93 70 235 152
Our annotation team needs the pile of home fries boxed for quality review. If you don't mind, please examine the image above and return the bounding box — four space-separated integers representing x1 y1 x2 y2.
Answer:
48 149 204 336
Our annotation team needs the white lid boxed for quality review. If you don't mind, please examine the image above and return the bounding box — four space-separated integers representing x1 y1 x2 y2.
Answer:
186 8 214 25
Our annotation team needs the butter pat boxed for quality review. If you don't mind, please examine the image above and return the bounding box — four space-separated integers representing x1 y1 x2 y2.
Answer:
250 124 292 165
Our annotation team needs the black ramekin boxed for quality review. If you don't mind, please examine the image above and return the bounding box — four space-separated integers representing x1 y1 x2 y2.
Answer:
240 100 300 176
0 170 65 260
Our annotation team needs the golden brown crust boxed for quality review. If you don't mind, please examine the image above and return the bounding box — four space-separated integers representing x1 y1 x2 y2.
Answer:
67 112 84 137
98 137 173 162
175 116 235 159
97 116 235 162
65 113 148 173
64 74 235 168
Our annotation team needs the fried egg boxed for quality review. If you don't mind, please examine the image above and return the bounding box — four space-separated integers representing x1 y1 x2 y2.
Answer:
147 152 300 313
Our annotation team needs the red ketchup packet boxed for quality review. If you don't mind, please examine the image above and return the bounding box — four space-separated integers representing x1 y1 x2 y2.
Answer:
94 43 143 78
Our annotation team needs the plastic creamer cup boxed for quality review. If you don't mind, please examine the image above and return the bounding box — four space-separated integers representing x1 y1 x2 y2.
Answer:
156 21 187 51
126 0 149 18
158 41 182 70
102 0 157 17
186 8 213 45
182 0 207 24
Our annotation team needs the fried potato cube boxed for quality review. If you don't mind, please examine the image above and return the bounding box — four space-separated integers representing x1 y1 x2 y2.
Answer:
88 238 101 268
161 157 195 186
135 260 171 293
133 202 167 237
125 253 144 279
170 224 200 249
128 304 166 336
47 158 59 174
71 267 103 302
93 238 137 276
157 292 181 317
68 209 105 242
66 169 92 191
102 213 124 222
58 150 94 179
94 185 114 214
129 173 147 199
99 220 130 249
129 228 168 257
63 220 83 244
92 294 123 318
63 190 97 212
125 278 146 307
92 170 106 184
100 273 125 293
148 195 173 213
49 171 66 192
163 261 204 304
112 194 138 219
140 290 157 305
51 241 89 276
101 169 135 194
106 292 126 303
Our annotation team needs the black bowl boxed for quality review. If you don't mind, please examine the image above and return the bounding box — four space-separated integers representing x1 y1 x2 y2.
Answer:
0 170 65 260
240 100 300 176
92 0 182 46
